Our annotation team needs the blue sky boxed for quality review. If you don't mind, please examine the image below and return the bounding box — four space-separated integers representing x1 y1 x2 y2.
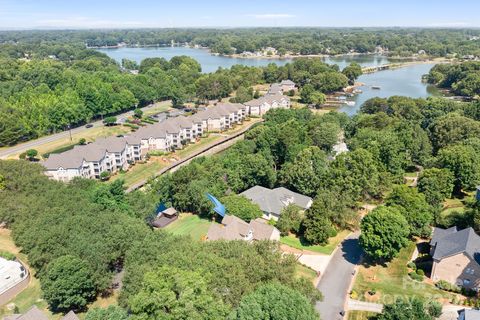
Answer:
0 0 479 29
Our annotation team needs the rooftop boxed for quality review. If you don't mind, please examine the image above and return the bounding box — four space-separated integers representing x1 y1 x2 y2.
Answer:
431 227 480 263
206 215 279 241
241 186 312 216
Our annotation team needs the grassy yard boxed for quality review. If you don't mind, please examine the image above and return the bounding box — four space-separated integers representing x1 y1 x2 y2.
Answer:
175 135 223 158
280 230 350 255
0 229 55 319
295 263 318 283
163 213 212 241
142 101 172 117
352 242 455 304
110 158 168 187
348 311 377 320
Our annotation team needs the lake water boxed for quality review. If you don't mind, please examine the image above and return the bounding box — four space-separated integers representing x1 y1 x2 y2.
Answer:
97 47 438 114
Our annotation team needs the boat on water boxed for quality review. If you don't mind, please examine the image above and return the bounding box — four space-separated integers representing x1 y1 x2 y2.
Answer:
353 89 363 94
345 101 356 106
371 86 381 90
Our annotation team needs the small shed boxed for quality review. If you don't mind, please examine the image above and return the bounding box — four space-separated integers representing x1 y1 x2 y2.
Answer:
151 207 178 228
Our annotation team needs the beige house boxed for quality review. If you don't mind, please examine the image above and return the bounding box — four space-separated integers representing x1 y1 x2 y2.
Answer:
430 227 480 290
206 215 280 241
4 305 79 320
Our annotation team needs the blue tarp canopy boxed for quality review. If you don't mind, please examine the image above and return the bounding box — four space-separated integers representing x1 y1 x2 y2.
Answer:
206 193 226 217
156 202 167 214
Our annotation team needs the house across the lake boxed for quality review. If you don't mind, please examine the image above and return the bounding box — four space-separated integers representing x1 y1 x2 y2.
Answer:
430 226 480 290
240 186 312 221
206 215 280 241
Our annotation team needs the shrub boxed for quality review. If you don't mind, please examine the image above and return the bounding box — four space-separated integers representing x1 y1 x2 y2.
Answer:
416 269 425 276
407 261 416 270
435 280 461 293
99 171 111 181
368 288 377 296
409 271 424 281
79 138 86 145
0 251 16 260
350 290 359 300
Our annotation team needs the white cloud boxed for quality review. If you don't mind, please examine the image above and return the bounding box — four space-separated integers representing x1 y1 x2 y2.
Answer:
246 13 296 19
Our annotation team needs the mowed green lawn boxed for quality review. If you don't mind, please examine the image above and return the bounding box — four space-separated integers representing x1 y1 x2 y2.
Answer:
280 230 350 255
352 242 454 303
348 311 377 320
163 214 212 241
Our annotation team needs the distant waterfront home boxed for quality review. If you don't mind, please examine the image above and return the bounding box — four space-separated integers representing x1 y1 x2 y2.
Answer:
279 79 296 92
4 306 79 320
430 227 480 290
244 94 291 116
206 215 280 241
240 186 312 221
458 309 480 320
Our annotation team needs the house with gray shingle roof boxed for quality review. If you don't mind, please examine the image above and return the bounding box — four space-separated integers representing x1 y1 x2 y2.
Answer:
430 227 480 289
206 215 280 241
240 186 312 221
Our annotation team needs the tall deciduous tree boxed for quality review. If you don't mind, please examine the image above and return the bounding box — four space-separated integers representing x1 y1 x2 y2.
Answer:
229 283 319 320
129 267 229 320
42 255 96 312
385 185 434 238
221 194 263 222
360 206 410 261
417 168 454 207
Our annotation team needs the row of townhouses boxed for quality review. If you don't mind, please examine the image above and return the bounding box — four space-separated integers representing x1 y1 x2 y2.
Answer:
43 86 293 181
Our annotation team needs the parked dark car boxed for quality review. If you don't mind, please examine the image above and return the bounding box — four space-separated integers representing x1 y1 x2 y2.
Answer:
85 124 93 128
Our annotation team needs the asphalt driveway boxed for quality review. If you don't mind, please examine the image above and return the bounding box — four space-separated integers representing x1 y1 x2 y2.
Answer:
316 232 362 320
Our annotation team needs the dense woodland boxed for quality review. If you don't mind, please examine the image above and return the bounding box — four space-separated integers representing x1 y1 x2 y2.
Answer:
427 61 480 97
1 28 479 57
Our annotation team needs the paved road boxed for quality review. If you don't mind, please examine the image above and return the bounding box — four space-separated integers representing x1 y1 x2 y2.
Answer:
0 101 171 159
316 232 362 320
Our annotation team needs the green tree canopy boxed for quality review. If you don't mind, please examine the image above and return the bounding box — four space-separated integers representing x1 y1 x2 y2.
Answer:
385 185 434 237
359 206 410 261
41 255 96 312
377 297 442 320
128 267 229 320
221 194 263 222
229 283 319 320
86 305 130 320
417 168 454 207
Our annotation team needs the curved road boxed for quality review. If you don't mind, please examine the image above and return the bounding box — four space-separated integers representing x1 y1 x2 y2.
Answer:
316 232 362 320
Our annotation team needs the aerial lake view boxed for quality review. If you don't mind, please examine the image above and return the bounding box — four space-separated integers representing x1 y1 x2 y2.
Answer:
98 46 440 114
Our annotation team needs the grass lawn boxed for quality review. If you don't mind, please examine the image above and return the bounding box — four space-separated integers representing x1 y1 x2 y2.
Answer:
175 135 223 158
348 311 377 320
163 213 212 241
280 230 350 255
404 172 418 178
352 242 455 304
143 101 172 117
0 229 55 319
295 263 317 283
111 158 167 187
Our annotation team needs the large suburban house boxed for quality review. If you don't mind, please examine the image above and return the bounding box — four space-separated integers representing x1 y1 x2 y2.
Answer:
42 83 292 182
240 186 313 221
430 227 480 290
206 215 280 241
3 305 79 320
